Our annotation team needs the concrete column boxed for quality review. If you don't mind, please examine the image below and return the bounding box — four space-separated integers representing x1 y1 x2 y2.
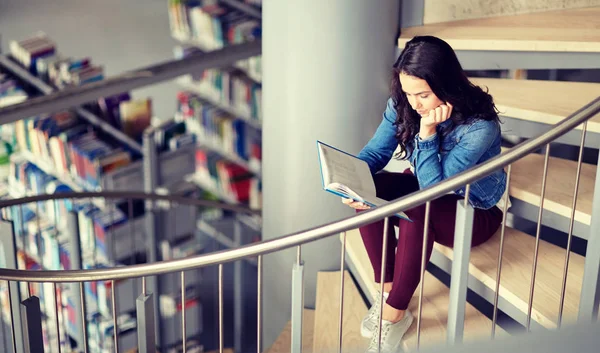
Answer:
262 0 400 346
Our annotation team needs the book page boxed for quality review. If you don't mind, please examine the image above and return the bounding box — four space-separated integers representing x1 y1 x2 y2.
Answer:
317 141 375 198
317 141 411 221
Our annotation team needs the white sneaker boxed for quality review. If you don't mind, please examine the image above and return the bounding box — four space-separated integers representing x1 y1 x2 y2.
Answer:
361 291 387 338
366 310 414 353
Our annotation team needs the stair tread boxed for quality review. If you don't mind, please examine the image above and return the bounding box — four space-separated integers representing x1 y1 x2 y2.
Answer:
434 225 584 328
471 78 600 133
398 7 600 52
508 151 596 225
343 230 505 352
313 271 369 353
266 309 315 353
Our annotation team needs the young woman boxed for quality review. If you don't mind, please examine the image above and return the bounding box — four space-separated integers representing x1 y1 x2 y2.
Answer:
344 36 507 352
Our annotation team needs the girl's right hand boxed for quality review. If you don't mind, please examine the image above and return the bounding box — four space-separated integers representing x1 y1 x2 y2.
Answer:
342 197 371 210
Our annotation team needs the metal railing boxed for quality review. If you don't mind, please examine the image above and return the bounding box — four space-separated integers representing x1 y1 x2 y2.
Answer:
0 87 599 351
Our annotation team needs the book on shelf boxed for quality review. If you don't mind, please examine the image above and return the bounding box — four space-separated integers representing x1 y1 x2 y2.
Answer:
12 111 141 191
0 69 28 108
169 0 260 49
169 0 262 81
317 141 411 221
6 32 156 146
154 118 197 153
119 98 153 142
178 68 262 121
194 149 261 207
177 90 262 163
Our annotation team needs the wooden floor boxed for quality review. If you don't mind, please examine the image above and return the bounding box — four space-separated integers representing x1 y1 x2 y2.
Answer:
266 309 315 353
434 225 584 329
398 7 600 52
470 78 600 133
508 151 596 226
312 271 369 353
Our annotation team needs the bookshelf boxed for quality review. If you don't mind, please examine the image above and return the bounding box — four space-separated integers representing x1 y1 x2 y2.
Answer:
0 34 202 352
168 4 262 351
169 1 264 241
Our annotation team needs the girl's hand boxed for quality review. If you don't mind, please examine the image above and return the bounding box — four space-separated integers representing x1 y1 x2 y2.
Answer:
419 102 453 138
342 197 371 210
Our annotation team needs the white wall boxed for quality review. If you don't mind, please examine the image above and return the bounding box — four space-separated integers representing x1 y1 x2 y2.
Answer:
262 0 400 347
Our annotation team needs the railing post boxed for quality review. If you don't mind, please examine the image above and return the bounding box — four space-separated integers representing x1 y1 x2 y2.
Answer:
233 219 243 353
143 128 162 347
20 297 44 353
137 292 157 353
578 156 600 322
290 247 304 353
447 198 475 344
0 219 25 353
66 211 88 351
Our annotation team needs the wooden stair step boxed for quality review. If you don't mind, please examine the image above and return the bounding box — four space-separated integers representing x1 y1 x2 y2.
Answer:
471 78 600 133
398 7 600 52
434 225 584 329
313 271 369 353
343 230 506 352
265 309 315 353
508 151 595 226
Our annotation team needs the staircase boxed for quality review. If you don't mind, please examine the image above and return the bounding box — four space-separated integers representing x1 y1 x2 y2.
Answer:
398 7 600 53
266 6 600 352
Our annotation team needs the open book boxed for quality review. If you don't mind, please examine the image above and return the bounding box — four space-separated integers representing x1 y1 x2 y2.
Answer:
317 141 411 221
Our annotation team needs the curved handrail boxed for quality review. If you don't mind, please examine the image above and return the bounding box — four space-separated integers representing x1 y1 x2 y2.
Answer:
0 190 260 216
0 96 599 282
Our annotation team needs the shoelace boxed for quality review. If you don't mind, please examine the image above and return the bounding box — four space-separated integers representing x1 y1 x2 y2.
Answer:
369 299 381 319
368 324 391 351
368 293 384 320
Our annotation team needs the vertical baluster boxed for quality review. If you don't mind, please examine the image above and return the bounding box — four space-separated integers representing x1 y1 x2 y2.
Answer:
1 283 7 353
558 122 587 328
377 217 390 353
417 202 432 349
291 245 304 353
129 198 138 304
257 255 263 353
1 286 8 353
112 280 119 352
7 281 18 353
110 201 116 265
53 282 62 353
80 282 89 353
527 145 551 331
182 271 187 353
492 165 512 338
19 204 33 300
1 218 24 353
338 231 347 353
233 219 243 353
219 264 224 353
20 295 44 353
447 185 475 344
136 276 156 353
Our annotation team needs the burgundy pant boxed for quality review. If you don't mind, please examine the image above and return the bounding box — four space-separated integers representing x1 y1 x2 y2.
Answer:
358 171 503 310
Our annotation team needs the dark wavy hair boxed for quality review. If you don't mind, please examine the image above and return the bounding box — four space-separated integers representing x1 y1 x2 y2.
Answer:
391 36 499 159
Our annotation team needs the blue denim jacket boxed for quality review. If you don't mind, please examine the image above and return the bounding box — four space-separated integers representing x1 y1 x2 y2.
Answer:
357 98 506 209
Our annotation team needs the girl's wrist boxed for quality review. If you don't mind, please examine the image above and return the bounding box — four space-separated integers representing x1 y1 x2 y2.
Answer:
419 126 436 139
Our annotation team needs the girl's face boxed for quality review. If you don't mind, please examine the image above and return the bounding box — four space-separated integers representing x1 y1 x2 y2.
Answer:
399 72 445 117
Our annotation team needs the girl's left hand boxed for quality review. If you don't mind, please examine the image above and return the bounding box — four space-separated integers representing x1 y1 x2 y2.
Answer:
421 102 453 128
